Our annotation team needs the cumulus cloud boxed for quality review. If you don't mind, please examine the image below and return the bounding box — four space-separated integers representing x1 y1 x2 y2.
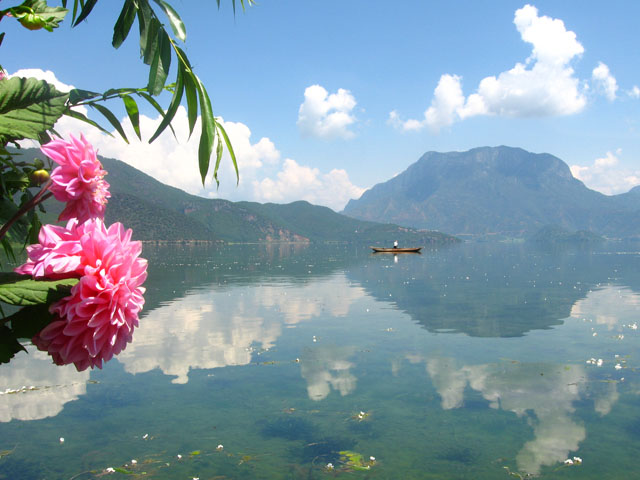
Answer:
11 68 364 210
391 4 588 132
297 84 357 139
10 68 74 92
253 158 365 211
592 62 618 101
570 149 640 194
628 85 640 99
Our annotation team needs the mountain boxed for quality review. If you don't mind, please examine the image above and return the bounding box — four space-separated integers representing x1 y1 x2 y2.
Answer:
13 148 457 245
343 146 640 238
527 225 605 245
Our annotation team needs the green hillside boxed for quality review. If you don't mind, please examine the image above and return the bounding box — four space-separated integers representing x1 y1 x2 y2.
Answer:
13 147 457 245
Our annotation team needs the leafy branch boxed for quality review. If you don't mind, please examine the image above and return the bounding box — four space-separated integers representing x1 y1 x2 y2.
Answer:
59 0 254 185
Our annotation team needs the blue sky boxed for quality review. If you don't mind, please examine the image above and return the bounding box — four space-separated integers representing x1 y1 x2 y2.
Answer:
4 1 640 210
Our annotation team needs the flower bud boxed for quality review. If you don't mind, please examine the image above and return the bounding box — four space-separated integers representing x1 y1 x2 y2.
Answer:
31 169 50 185
19 14 45 31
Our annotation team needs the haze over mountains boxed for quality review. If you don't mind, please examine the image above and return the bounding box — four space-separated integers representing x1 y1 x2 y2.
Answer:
343 146 640 239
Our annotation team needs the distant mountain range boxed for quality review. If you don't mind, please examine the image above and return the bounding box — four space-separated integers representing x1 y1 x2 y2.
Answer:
14 148 456 245
343 146 640 239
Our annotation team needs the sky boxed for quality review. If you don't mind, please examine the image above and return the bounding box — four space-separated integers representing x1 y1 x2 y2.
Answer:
3 0 640 211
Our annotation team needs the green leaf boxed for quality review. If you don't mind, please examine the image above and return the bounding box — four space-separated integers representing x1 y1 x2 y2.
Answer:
182 67 198 137
139 8 160 65
137 91 177 139
193 74 215 185
121 94 141 140
0 238 16 263
216 120 239 184
213 128 223 187
112 0 137 49
10 0 68 32
150 0 186 41
68 88 101 105
113 467 135 475
147 30 171 96
0 325 26 365
72 0 98 26
90 103 129 144
175 45 197 136
0 197 30 242
4 304 55 339
0 273 77 307
149 63 183 143
64 108 114 138
0 77 69 144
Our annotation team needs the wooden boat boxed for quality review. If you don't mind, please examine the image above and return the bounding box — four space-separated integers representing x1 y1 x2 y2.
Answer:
370 246 422 253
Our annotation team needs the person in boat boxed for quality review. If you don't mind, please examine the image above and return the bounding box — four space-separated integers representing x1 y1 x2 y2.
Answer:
393 240 398 249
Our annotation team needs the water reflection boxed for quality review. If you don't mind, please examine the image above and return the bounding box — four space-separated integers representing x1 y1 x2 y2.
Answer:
0 347 89 422
420 355 597 474
350 244 640 337
300 345 357 401
571 285 640 331
118 273 365 383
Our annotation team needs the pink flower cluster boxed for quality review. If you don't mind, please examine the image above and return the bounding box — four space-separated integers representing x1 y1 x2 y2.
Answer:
42 134 111 222
15 136 147 371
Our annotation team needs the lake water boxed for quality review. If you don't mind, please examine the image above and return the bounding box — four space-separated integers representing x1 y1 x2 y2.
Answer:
1 242 639 479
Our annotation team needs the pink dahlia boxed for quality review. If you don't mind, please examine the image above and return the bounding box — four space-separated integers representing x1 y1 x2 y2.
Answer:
32 219 147 371
41 134 110 222
14 219 86 279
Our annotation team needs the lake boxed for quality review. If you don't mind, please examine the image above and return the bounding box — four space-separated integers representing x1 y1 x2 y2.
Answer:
1 242 639 479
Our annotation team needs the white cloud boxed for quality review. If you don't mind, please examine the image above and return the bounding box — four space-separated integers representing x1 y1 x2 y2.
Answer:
629 85 640 99
253 158 365 211
0 346 89 422
9 68 74 92
570 149 640 194
592 62 618 101
391 4 587 132
297 84 357 139
12 69 364 211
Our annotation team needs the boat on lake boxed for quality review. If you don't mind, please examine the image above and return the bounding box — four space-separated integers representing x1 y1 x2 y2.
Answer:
370 246 422 253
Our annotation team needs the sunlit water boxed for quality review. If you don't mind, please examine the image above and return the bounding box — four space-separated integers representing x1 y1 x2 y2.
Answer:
1 242 639 479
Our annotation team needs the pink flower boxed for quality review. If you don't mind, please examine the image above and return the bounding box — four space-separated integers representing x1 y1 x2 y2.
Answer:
41 134 110 222
32 219 147 371
14 219 86 279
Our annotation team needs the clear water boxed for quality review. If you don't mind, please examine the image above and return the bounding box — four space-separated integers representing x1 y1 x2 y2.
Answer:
1 242 639 479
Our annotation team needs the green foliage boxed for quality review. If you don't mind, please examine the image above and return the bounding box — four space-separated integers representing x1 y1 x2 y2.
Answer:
0 280 76 364
0 0 254 366
0 0 249 252
339 450 376 471
0 272 77 306
0 77 68 144
78 150 457 244
2 0 68 32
